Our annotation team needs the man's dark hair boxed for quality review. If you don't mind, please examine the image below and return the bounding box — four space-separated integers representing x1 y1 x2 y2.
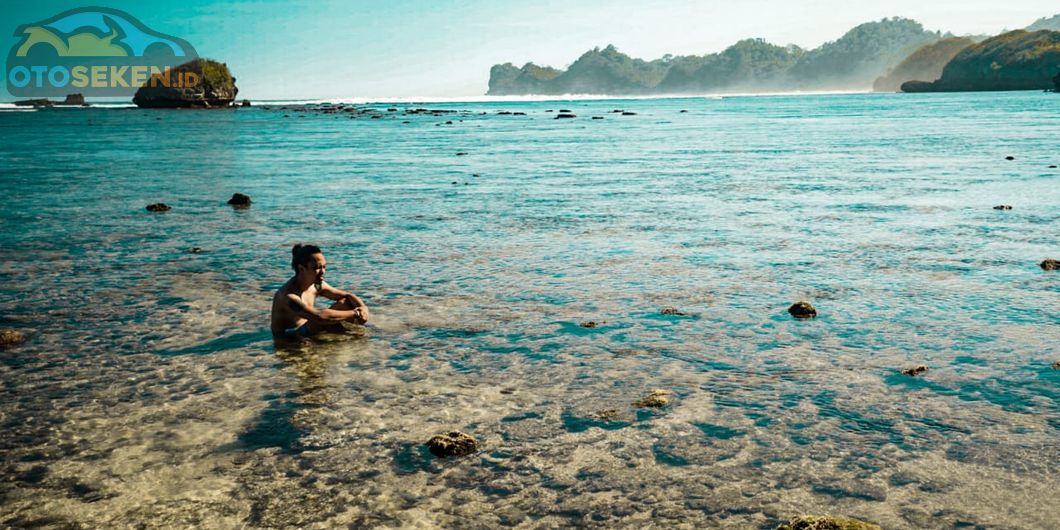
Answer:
292 243 322 272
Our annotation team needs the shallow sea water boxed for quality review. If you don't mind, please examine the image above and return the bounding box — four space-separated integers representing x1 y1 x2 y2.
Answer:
0 92 1058 529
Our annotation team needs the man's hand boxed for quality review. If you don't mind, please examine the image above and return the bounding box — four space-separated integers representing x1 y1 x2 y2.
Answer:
345 294 369 324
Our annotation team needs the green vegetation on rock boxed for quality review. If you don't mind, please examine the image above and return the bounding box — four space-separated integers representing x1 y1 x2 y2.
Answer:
133 58 239 108
873 37 976 91
902 30 1060 92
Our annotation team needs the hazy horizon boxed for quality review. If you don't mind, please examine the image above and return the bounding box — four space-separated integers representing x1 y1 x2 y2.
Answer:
1 0 1057 100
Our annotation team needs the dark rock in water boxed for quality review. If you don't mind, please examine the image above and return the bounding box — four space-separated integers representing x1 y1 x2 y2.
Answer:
555 113 576 119
775 515 882 530
1041 258 1060 270
227 193 252 208
901 365 929 376
133 58 238 108
621 111 637 116
788 301 817 319
387 108 398 112
579 321 601 328
497 111 513 115
592 116 605 120
14 98 53 107
661 306 688 316
611 109 624 113
456 152 469 156
513 112 526 116
63 93 86 106
0 329 27 349
1050 165 1058 168
426 431 478 457
145 203 171 212
559 109 572 113
240 99 251 107
680 109 689 113
993 205 1013 210
633 389 671 408
188 247 204 254
1005 156 1015 160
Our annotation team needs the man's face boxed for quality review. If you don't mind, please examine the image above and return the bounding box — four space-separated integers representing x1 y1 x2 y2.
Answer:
301 253 326 289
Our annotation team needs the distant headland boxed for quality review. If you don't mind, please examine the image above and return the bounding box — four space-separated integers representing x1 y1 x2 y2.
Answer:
487 15 1060 95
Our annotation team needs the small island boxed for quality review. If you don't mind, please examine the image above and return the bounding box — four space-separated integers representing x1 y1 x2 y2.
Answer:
133 58 239 108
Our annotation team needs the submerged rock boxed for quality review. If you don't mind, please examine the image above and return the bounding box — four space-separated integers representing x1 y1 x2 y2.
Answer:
901 365 929 376
145 203 171 212
788 301 817 319
555 113 576 119
0 329 27 349
227 193 252 208
633 389 671 408
579 321 601 329
1005 156 1015 160
992 205 1013 210
133 58 238 109
661 306 688 316
426 431 478 458
621 111 637 116
775 515 881 530
1041 259 1060 270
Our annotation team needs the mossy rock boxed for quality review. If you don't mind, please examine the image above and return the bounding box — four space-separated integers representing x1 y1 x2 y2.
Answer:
426 431 477 458
133 58 238 108
775 515 882 530
1041 258 1060 271
633 389 671 408
0 329 27 349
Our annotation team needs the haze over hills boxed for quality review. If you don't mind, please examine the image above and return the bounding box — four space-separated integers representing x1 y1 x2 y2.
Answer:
487 14 1060 95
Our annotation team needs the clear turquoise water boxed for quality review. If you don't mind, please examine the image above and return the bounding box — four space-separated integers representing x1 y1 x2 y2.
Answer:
0 92 1058 528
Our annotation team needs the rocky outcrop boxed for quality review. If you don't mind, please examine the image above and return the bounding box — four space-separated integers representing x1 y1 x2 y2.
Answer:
227 193 252 208
873 37 975 92
1041 258 1060 270
633 390 671 408
901 365 929 376
426 432 477 457
788 302 817 319
14 93 86 107
133 59 238 108
0 329 27 349
775 515 881 530
145 203 171 212
902 30 1060 92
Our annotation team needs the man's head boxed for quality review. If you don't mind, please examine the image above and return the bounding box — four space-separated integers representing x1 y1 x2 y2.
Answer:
292 243 325 289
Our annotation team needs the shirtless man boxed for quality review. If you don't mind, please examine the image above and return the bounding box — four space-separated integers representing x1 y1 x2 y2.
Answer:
271 244 370 339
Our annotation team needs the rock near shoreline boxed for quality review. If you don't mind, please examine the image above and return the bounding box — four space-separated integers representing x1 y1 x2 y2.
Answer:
133 59 238 109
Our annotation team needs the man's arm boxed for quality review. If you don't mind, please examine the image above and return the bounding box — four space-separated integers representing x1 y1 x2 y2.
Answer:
286 293 359 324
319 282 368 308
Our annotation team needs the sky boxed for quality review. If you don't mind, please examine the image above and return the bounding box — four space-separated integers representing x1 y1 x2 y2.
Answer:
1 0 1057 100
